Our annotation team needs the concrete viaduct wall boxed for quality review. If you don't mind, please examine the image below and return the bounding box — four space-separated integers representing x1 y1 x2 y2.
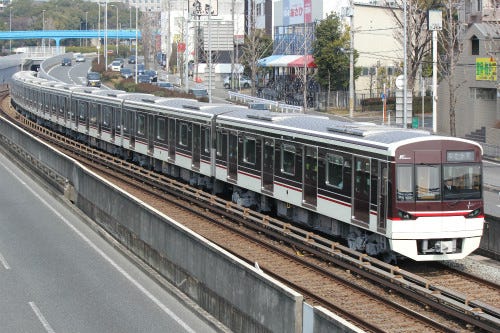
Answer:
0 113 363 332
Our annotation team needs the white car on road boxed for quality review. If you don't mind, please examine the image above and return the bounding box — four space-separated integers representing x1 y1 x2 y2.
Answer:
109 60 122 71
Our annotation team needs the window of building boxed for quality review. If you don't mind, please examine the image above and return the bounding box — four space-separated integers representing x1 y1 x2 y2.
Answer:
470 87 496 100
256 3 262 16
471 36 479 55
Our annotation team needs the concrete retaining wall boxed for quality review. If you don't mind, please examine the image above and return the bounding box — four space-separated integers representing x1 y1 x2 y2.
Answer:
0 115 366 332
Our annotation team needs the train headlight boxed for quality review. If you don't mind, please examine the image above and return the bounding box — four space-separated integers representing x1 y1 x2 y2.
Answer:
397 210 415 220
466 208 482 218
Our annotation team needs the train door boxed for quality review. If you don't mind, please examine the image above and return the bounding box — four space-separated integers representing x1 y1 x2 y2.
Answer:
262 138 274 193
227 132 238 181
377 161 388 231
168 118 175 161
192 123 201 170
352 156 370 224
148 114 154 154
303 146 317 206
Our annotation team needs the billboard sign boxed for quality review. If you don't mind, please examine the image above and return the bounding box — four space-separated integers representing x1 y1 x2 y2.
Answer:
283 0 312 26
189 0 218 16
476 57 497 81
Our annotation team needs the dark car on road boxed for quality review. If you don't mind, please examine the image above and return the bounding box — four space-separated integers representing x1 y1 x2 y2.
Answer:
120 68 133 79
154 82 174 90
61 58 72 66
128 55 136 64
86 72 101 87
144 69 158 82
189 88 209 101
135 63 145 75
137 74 152 83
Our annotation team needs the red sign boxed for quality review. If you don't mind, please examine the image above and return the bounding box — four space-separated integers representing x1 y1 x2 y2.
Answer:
177 43 186 53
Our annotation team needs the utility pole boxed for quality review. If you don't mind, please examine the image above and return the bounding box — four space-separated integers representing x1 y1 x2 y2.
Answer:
348 1 354 118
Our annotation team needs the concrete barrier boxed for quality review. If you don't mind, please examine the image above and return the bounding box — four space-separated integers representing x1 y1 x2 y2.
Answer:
0 115 364 333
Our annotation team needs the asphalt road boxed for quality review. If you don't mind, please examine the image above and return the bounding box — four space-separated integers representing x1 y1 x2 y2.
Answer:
0 152 222 333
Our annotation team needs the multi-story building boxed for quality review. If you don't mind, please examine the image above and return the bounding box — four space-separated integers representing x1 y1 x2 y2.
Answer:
437 0 500 149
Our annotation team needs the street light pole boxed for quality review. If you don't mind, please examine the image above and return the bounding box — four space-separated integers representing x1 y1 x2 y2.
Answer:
98 3 101 64
9 7 12 54
348 1 354 118
403 0 408 127
135 5 138 84
42 10 46 56
105 0 108 69
129 6 132 52
110 5 118 55
85 11 88 47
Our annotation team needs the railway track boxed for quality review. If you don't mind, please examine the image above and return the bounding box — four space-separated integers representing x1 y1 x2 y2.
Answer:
2 93 500 332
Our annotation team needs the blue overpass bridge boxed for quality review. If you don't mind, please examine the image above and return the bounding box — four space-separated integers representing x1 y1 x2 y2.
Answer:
0 30 141 48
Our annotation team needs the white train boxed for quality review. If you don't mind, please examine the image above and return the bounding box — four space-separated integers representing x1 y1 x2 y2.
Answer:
10 71 485 261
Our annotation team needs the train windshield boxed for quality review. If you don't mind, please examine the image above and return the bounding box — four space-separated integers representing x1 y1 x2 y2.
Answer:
396 163 482 202
442 164 482 200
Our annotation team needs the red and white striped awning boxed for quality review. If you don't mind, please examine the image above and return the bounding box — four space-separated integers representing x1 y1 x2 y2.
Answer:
257 55 316 68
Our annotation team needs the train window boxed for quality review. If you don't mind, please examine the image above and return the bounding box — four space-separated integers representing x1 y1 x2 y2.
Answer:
326 154 344 189
216 131 227 157
416 165 440 201
396 165 414 201
78 102 87 120
123 110 129 132
203 128 210 153
58 96 65 116
243 137 256 165
179 123 189 146
89 103 98 125
51 94 57 112
102 106 111 127
137 114 145 135
281 144 296 176
156 118 166 140
442 164 482 200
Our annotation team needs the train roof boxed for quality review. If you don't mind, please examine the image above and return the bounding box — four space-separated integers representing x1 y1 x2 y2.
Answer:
217 108 433 146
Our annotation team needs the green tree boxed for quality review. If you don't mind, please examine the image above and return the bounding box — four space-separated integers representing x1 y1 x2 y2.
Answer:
312 12 357 90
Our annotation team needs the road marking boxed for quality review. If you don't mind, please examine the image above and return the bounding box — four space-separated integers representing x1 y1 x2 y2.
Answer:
29 302 56 333
0 160 197 333
0 251 10 269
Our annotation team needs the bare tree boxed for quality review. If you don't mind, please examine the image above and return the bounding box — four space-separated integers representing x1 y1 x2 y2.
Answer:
240 0 273 96
140 11 158 68
385 0 438 92
437 0 467 137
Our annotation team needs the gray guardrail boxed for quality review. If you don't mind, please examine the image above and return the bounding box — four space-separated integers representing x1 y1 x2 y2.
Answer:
228 90 303 113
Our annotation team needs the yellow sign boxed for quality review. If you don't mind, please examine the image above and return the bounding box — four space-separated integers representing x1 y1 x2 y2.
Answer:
476 58 497 81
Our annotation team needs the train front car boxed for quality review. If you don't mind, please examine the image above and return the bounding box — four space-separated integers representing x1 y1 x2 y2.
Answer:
388 137 484 261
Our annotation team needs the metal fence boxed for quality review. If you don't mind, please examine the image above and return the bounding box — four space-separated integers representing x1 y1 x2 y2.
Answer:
228 91 303 113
